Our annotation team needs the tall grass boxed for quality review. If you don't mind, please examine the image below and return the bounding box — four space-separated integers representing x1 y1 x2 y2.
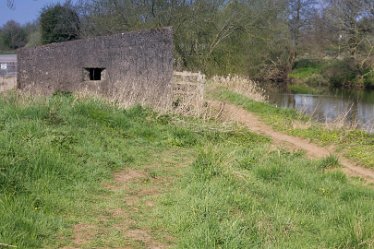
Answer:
0 92 173 248
0 76 17 92
209 75 267 102
157 144 374 248
1 92 374 248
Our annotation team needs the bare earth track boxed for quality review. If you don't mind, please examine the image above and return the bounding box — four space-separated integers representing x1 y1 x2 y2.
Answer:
215 101 374 184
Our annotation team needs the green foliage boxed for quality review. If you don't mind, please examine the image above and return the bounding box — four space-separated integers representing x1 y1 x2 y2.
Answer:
363 70 374 88
289 59 323 80
323 59 360 88
288 61 327 92
0 20 27 49
289 58 372 91
77 0 293 78
304 74 329 87
40 3 80 44
26 31 41 47
293 59 322 69
289 67 321 80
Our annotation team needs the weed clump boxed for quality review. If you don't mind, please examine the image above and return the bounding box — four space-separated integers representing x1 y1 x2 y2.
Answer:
318 155 340 169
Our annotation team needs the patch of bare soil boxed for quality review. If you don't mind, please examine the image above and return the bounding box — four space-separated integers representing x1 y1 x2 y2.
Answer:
104 170 147 190
114 170 147 184
107 168 169 248
126 229 169 249
63 168 168 248
111 166 176 248
59 224 99 249
212 101 374 184
73 223 97 247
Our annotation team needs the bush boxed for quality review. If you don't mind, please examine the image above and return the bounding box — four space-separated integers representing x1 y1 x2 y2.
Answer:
363 70 374 89
293 59 322 69
304 74 329 87
40 3 80 44
0 20 27 49
322 59 359 88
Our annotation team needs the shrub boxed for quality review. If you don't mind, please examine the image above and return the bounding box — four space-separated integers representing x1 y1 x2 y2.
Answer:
40 3 80 44
293 59 322 69
1 20 27 49
305 74 329 87
363 70 374 89
322 59 359 88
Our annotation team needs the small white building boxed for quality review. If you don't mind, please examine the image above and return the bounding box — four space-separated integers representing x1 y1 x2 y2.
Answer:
0 54 17 77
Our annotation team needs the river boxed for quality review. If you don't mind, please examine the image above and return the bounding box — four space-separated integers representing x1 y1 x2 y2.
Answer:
265 86 374 133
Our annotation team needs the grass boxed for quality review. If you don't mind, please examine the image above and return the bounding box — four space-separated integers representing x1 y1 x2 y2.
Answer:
288 59 330 94
289 59 324 80
288 66 321 80
1 92 374 248
0 50 16 55
210 88 374 169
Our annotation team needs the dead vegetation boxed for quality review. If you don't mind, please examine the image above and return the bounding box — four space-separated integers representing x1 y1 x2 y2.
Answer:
209 75 267 102
0 76 16 92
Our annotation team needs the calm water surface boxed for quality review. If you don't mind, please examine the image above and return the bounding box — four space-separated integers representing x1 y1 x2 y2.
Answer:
265 86 374 133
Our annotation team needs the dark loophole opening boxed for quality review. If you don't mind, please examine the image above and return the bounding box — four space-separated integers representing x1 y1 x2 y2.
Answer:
84 68 106 81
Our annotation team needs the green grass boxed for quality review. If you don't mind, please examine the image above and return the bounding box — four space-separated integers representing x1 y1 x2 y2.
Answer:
1 92 374 248
288 66 321 80
288 59 329 93
211 88 374 169
0 50 16 55
289 59 323 80
158 145 374 248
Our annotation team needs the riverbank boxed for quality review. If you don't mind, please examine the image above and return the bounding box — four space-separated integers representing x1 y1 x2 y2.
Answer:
288 59 374 94
209 86 374 169
1 92 374 248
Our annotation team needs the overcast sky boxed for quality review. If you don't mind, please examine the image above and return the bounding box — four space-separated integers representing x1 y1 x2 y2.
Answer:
0 0 73 25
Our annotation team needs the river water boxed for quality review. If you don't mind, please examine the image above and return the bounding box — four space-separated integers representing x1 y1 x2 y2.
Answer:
265 86 374 133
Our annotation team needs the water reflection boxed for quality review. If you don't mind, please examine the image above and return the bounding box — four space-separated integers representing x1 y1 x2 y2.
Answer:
267 90 374 133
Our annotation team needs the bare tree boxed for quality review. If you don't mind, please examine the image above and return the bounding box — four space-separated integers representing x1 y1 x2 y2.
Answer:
288 0 318 64
325 0 373 59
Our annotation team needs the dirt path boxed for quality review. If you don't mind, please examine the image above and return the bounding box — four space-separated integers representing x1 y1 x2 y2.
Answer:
214 101 374 184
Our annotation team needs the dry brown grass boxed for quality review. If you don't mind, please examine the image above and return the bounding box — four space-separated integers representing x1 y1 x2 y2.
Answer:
322 104 362 131
295 103 366 132
0 76 17 92
209 75 267 102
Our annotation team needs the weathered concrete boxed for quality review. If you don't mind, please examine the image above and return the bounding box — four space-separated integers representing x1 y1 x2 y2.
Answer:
17 28 173 108
172 71 206 114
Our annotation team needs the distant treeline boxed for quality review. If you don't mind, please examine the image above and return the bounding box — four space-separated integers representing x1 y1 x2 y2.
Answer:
1 0 373 86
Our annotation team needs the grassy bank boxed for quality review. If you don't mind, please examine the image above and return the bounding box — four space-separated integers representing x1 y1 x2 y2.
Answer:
288 59 374 93
1 93 374 248
210 87 374 169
